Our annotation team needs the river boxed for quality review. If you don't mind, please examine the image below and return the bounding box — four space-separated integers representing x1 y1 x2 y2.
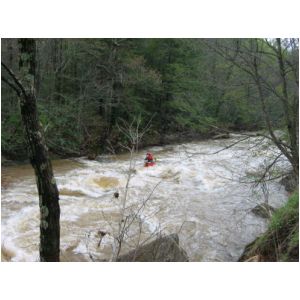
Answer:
1 134 289 261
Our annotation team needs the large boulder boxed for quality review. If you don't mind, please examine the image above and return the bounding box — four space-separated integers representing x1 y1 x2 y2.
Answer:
117 234 189 262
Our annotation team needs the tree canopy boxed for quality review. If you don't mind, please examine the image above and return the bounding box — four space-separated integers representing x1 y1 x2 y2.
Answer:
2 39 298 170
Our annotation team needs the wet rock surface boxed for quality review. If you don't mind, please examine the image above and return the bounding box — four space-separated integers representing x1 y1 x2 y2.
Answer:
117 234 189 262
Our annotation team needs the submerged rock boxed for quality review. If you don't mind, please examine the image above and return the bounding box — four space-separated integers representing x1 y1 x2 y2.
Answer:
251 203 275 218
117 234 189 262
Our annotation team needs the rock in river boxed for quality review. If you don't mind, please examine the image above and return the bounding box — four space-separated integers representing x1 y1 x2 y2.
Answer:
117 234 189 262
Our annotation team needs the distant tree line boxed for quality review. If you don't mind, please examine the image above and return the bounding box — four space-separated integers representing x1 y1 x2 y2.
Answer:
2 39 298 164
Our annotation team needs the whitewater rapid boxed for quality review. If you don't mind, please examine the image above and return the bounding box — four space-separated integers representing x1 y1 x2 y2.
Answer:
1 135 289 261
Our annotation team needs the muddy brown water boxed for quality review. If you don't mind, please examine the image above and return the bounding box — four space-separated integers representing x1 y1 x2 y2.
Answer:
1 135 289 261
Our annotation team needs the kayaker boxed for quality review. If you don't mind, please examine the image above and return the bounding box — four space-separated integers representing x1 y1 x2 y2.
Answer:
144 152 155 167
145 152 154 163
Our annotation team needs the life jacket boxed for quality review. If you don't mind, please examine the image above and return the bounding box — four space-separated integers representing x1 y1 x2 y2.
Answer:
146 153 154 161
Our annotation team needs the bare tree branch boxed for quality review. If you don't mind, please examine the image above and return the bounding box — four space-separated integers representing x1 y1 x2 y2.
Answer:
254 152 283 187
1 62 26 96
1 75 21 96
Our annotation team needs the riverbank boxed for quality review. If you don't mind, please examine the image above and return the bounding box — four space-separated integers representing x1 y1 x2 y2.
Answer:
2 126 258 165
1 129 217 165
239 190 299 262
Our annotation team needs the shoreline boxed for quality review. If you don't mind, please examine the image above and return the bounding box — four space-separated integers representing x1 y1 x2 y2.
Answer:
1 127 261 167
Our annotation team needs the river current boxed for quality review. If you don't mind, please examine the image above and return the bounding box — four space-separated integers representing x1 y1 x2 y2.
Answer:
1 134 289 261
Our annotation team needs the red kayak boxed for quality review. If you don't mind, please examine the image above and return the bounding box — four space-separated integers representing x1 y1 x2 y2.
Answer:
144 161 156 167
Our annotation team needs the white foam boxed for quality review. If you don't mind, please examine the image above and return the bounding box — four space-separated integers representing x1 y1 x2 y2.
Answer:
1 136 289 261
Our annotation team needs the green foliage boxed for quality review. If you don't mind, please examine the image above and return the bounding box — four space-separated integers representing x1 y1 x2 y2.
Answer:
270 191 298 232
1 112 27 159
1 38 297 158
242 191 299 261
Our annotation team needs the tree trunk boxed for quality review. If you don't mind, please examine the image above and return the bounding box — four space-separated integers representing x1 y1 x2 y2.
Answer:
53 39 63 103
19 38 60 261
275 38 299 177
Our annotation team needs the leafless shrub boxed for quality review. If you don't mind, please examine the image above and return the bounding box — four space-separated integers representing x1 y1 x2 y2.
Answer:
85 115 171 261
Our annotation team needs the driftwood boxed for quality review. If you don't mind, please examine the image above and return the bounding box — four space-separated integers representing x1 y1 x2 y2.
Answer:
212 133 230 140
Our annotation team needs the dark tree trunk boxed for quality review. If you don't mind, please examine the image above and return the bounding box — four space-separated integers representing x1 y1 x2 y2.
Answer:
275 38 299 177
53 39 63 103
18 38 60 261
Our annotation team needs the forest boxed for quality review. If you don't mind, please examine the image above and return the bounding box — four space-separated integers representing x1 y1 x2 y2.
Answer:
1 38 299 262
2 39 297 160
